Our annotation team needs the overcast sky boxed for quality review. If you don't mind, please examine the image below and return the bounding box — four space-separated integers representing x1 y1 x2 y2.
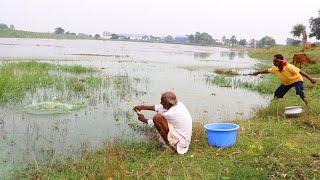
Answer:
1 0 319 44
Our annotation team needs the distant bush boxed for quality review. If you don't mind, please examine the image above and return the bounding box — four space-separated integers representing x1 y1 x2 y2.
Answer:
0 23 9 30
286 38 301 46
257 36 276 48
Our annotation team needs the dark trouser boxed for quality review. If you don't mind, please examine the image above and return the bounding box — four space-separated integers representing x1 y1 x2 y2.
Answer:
274 81 305 99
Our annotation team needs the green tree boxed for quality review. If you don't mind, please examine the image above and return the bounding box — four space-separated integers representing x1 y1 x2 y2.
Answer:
200 32 214 44
309 10 320 40
94 34 101 39
190 32 215 45
195 32 201 43
150 35 161 41
286 38 301 46
291 24 307 43
187 34 195 43
111 34 119 39
249 39 257 48
9 24 15 30
257 36 276 48
0 23 9 30
54 27 65 34
164 35 174 42
239 39 247 46
230 35 238 47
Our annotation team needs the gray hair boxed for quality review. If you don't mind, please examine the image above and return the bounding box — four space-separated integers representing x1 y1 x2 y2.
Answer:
161 91 177 106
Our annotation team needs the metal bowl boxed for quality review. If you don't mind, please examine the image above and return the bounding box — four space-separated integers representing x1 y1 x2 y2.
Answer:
284 106 303 118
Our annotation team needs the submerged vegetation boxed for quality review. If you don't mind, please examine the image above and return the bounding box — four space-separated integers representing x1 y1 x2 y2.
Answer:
0 60 153 178
0 61 100 103
205 74 279 94
214 68 239 76
60 65 96 74
24 101 85 115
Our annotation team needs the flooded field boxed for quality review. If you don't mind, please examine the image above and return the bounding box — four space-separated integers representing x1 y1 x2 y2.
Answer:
0 38 270 176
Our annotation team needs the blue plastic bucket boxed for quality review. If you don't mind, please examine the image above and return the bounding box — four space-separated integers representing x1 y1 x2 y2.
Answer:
204 123 240 148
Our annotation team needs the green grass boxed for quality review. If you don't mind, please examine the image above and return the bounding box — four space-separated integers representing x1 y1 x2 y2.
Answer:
60 65 96 74
0 29 91 39
0 61 100 103
205 75 232 87
248 45 301 61
305 63 320 74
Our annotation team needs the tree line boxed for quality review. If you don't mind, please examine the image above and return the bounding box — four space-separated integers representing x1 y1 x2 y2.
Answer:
0 24 100 39
0 23 277 48
54 27 101 39
5 14 320 48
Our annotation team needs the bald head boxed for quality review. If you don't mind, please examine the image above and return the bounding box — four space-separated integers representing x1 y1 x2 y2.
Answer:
161 91 177 109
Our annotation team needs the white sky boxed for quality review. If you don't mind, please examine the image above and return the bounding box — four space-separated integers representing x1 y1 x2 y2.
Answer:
0 0 319 44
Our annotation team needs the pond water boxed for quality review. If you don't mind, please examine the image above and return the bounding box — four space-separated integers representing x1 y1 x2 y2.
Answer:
0 38 270 176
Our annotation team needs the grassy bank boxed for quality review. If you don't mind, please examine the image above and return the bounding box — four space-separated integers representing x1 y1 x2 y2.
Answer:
0 29 91 39
9 47 320 179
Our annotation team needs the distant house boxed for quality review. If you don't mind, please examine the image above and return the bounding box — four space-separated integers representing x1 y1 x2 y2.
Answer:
142 35 150 41
118 36 126 40
175 35 188 43
129 34 143 40
102 31 112 39
116 33 149 41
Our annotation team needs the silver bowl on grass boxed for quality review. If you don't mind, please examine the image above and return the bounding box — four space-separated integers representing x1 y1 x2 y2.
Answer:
284 106 303 118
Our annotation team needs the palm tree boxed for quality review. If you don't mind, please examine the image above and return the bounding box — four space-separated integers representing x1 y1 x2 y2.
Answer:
291 24 307 43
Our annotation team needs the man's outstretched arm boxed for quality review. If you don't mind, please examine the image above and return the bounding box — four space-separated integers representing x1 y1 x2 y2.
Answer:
133 105 155 112
251 69 269 76
300 71 317 84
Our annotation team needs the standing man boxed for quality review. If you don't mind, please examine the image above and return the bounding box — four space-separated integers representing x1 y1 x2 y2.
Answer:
251 54 317 105
133 91 192 154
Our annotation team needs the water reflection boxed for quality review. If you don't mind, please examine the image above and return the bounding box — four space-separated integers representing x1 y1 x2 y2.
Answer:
194 52 212 59
219 51 245 60
220 51 236 60
237 51 245 58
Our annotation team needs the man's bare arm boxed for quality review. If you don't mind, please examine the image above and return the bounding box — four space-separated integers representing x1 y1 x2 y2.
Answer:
133 105 155 112
251 69 269 76
300 71 317 84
